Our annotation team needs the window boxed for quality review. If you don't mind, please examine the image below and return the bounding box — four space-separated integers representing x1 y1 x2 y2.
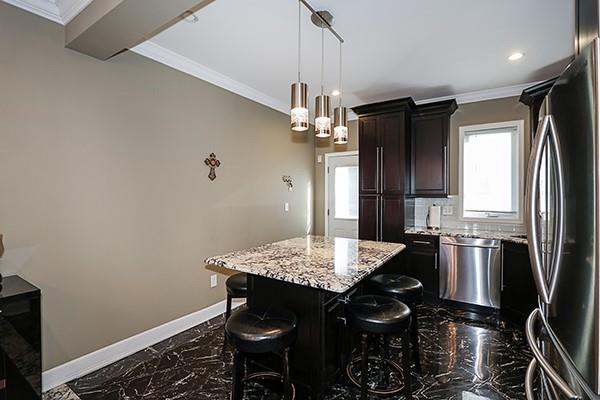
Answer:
334 166 358 219
459 120 524 222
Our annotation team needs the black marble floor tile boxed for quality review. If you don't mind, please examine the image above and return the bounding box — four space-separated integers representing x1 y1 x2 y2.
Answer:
59 303 531 400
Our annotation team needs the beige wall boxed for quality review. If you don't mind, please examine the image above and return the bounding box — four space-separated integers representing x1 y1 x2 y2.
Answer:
449 96 530 194
0 3 313 370
313 120 358 235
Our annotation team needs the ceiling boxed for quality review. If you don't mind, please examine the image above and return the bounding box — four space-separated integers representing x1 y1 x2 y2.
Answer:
143 0 575 112
7 0 576 114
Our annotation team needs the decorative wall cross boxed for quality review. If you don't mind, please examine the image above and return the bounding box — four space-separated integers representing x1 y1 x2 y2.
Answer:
204 153 221 181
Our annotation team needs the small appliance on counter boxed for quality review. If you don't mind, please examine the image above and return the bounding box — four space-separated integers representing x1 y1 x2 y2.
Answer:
426 205 441 230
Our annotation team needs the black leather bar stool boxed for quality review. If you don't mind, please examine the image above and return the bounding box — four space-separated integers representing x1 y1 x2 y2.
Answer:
226 307 297 400
225 273 248 321
368 274 423 373
345 295 413 400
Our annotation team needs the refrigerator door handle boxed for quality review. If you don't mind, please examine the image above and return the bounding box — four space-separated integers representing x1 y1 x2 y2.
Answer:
526 114 553 304
525 358 537 400
525 309 580 399
547 116 566 301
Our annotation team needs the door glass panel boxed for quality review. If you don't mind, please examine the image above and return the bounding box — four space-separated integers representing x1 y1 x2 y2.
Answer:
335 166 358 219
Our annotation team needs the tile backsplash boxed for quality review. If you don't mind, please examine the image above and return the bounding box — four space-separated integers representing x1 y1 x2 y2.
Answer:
412 196 525 233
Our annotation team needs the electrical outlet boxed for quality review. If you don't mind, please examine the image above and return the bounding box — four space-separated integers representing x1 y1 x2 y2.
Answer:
442 206 454 216
210 274 218 288
284 202 290 212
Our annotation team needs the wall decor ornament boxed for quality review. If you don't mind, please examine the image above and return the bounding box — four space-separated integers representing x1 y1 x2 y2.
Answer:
204 153 221 181
282 176 293 191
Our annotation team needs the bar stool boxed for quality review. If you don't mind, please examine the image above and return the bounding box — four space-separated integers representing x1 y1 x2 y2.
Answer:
225 273 248 321
345 295 414 400
368 274 423 373
226 307 297 400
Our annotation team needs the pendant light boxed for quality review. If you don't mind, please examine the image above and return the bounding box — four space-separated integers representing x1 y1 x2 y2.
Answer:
290 0 308 132
315 26 331 137
333 41 348 144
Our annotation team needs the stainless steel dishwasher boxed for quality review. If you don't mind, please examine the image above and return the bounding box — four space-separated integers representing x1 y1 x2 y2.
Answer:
439 236 502 309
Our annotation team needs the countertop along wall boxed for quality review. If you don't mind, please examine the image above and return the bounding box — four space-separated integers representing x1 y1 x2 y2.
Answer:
313 120 358 235
0 2 314 370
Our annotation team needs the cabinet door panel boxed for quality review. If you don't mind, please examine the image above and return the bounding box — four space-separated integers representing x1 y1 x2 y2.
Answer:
380 113 406 194
411 115 448 195
404 247 439 300
359 195 378 240
501 243 537 323
381 196 404 243
359 117 379 194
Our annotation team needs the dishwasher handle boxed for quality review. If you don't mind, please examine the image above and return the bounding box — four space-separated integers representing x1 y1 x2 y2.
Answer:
441 241 500 250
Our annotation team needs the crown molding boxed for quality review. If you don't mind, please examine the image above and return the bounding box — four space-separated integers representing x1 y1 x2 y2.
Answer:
414 81 543 106
2 0 92 24
3 0 62 24
131 41 290 116
57 0 93 23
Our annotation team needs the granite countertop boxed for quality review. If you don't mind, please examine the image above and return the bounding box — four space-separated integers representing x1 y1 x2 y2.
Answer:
205 235 405 293
405 227 528 245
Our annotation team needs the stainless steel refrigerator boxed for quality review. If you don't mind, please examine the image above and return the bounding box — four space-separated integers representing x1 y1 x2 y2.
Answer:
525 37 600 399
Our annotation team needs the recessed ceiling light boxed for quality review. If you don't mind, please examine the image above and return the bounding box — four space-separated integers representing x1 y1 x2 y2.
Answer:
331 90 341 96
508 52 524 61
182 11 198 23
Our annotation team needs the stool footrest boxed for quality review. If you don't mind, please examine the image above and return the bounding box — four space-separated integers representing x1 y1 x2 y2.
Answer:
346 355 405 396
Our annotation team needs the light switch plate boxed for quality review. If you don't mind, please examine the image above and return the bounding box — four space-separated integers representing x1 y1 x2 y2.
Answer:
284 202 290 212
317 155 323 163
442 206 454 216
210 274 218 288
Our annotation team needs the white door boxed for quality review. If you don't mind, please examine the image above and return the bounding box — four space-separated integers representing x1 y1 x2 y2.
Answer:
326 152 359 238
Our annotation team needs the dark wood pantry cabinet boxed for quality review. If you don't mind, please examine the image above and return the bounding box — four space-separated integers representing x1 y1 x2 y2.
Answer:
353 98 415 243
409 100 457 197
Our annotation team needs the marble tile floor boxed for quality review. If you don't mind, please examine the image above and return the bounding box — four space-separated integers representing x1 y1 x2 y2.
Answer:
44 303 532 400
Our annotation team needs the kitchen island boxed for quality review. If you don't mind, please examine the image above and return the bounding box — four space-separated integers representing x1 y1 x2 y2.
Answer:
205 235 405 399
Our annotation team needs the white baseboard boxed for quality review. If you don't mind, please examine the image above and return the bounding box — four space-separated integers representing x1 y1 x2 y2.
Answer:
42 298 245 392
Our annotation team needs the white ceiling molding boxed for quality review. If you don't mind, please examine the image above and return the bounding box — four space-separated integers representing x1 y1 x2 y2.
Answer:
415 81 542 106
57 0 93 23
133 41 539 122
3 0 62 24
2 0 92 24
131 41 290 116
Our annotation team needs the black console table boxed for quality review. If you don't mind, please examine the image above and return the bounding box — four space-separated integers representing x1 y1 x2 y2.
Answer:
0 276 41 400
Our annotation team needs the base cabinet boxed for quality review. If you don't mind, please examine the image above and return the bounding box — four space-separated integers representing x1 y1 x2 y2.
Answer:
0 276 41 400
501 242 537 324
400 235 439 302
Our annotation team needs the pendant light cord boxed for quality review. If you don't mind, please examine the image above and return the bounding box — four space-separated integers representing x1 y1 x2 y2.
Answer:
320 26 325 95
338 41 342 106
297 0 301 82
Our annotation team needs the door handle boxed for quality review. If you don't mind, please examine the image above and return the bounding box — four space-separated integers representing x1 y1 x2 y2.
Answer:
525 309 580 399
547 115 565 303
376 147 380 192
526 112 553 304
380 146 384 191
441 242 500 249
412 240 432 245
524 358 536 400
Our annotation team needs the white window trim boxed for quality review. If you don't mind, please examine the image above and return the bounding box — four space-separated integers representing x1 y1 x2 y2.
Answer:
324 151 359 236
458 120 525 224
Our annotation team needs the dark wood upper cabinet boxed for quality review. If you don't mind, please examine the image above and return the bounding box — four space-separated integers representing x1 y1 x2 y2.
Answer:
358 117 379 194
380 113 407 195
519 77 558 144
409 100 457 197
